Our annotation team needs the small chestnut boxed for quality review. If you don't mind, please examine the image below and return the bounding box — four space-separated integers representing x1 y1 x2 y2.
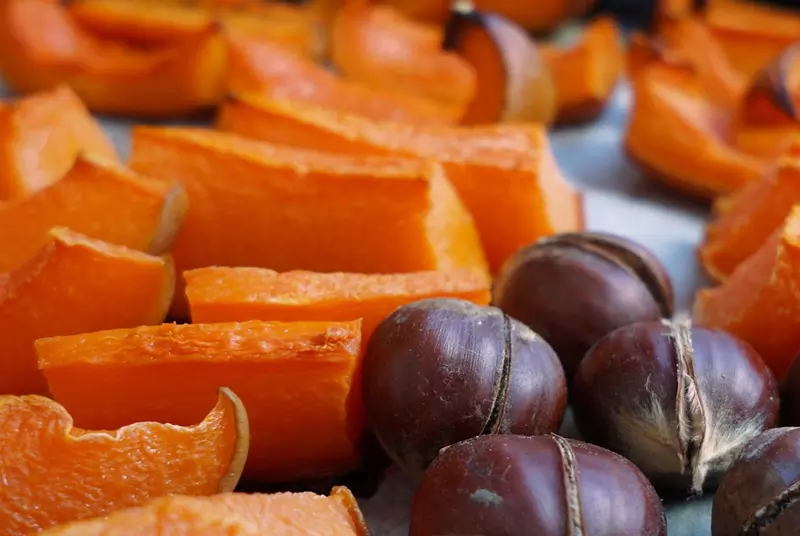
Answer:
573 319 780 494
712 428 800 535
492 231 675 378
362 298 567 477
410 434 667 536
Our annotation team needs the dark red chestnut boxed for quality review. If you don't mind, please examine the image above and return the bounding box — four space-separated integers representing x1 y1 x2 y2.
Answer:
492 231 675 378
781 353 800 425
573 319 780 494
712 427 800 535
363 298 567 477
410 434 667 536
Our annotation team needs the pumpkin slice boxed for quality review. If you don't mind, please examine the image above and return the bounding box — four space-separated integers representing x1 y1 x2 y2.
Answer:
377 0 449 24
624 35 769 197
0 228 174 395
702 0 800 80
0 85 118 200
39 320 362 482
0 0 226 117
443 5 556 125
541 17 624 124
331 0 476 121
40 487 367 536
186 268 491 342
729 45 800 160
217 95 583 273
701 146 800 280
0 153 186 273
225 30 457 125
68 0 323 59
129 127 487 316
694 205 800 380
0 388 247 536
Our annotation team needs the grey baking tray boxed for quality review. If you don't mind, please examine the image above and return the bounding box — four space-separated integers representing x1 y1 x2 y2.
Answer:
0 77 715 534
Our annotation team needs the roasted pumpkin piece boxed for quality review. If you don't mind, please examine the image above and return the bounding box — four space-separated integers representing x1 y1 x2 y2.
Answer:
186 268 491 344
0 153 186 273
217 95 583 273
702 0 800 80
473 0 594 32
377 0 450 24
69 0 324 59
40 488 367 536
129 127 487 315
225 31 458 125
729 45 800 160
0 0 226 117
39 320 362 482
701 152 800 280
541 17 624 124
330 0 476 120
624 36 769 197
0 228 174 395
0 389 247 536
443 6 557 125
0 85 118 201
695 206 800 380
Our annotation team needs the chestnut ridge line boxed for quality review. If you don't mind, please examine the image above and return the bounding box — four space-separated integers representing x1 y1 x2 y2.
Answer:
742 478 800 534
551 435 585 536
480 313 512 435
671 318 706 493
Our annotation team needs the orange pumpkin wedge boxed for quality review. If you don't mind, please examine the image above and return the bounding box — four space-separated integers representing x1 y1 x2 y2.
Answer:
0 388 247 536
0 153 186 273
0 0 227 117
38 320 362 482
0 228 174 395
541 17 624 124
68 0 324 59
0 85 118 201
331 0 476 120
129 127 487 316
702 0 800 81
40 487 367 536
473 0 594 32
186 268 491 343
225 30 458 125
624 34 770 197
701 145 800 280
695 205 800 380
217 95 583 273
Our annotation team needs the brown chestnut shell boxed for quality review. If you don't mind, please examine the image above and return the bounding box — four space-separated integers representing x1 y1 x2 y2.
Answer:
712 427 800 535
573 319 780 494
410 434 667 536
492 231 674 378
362 298 567 477
780 353 800 426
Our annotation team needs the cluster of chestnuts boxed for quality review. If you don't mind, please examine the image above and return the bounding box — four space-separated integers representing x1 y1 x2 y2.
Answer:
360 231 800 535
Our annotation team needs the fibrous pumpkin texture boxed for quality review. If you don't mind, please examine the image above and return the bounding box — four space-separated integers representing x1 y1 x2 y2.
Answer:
0 388 248 536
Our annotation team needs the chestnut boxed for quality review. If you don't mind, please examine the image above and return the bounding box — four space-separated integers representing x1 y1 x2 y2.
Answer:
362 298 567 477
712 427 800 535
492 231 674 378
780 353 800 425
573 319 780 494
410 434 667 536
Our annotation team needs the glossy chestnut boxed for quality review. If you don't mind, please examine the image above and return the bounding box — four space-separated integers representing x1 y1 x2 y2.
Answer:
411 434 667 536
712 428 800 535
573 319 780 494
363 298 567 477
492 231 674 378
